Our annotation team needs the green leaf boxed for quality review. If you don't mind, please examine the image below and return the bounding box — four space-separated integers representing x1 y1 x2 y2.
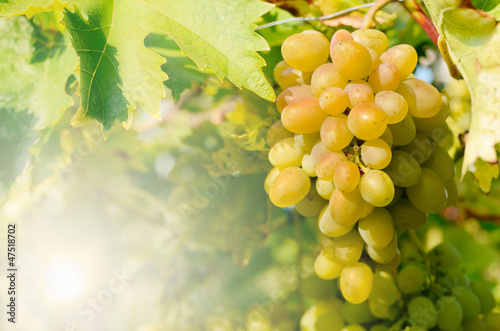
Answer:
0 0 67 18
470 0 500 20
423 2 500 188
472 158 499 193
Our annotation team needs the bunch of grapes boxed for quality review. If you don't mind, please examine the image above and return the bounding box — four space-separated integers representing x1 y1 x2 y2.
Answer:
262 27 499 330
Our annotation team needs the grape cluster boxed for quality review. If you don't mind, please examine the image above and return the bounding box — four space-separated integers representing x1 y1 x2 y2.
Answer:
265 28 459 306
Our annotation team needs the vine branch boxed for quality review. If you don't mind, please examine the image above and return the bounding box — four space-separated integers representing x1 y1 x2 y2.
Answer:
361 0 397 30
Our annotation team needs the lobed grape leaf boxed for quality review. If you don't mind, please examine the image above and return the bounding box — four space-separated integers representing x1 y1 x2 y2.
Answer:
470 0 500 20
0 0 67 18
423 1 500 188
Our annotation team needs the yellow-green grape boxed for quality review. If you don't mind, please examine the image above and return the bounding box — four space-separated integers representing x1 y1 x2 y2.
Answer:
316 312 345 331
361 202 374 218
318 204 355 238
445 179 458 206
367 48 383 72
369 272 399 318
388 198 427 232
352 29 388 55
330 29 353 51
366 232 398 263
369 324 390 331
314 244 345 280
278 66 312 89
396 264 426 293
334 229 364 264
341 301 376 325
413 95 450 131
384 150 422 187
295 132 321 152
358 208 394 248
281 97 329 134
483 313 500 330
316 178 334 200
399 132 433 164
397 78 443 118
340 325 366 331
380 44 418 79
387 112 416 146
422 145 455 184
300 274 339 300
379 127 393 147
320 115 353 150
426 121 453 148
305 140 330 177
376 249 401 273
301 298 344 331
319 87 349 115
295 184 328 217
455 287 481 319
406 168 447 214
439 268 470 289
281 31 330 72
359 170 395 207
311 63 349 97
340 262 374 304
266 120 294 147
329 187 365 226
427 243 461 269
348 102 387 140
408 296 438 329
273 60 289 84
344 81 374 108
368 63 400 93
471 280 496 314
436 296 463 330
462 317 487 331
268 137 304 170
361 138 392 169
331 40 373 80
269 167 310 207
316 151 348 181
276 85 315 113
264 167 280 194
374 90 408 124
302 154 317 177
334 161 360 193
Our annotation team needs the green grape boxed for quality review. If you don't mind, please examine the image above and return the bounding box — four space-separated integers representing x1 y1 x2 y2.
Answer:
413 95 450 131
399 132 433 164
266 120 294 147
340 325 366 331
334 228 364 264
269 167 310 207
387 185 403 208
268 137 305 170
276 85 315 113
359 170 395 207
368 299 399 320
295 133 321 152
273 60 289 85
388 198 427 232
438 268 470 289
340 262 374 304
264 167 280 194
368 48 383 71
330 29 353 50
376 249 401 273
427 243 461 270
455 287 481 319
282 97 329 134
295 184 328 217
281 31 330 72
471 280 496 314
316 297 343 316
406 168 447 214
300 274 338 300
334 161 360 193
397 78 442 118
426 122 453 149
318 204 355 238
361 138 392 169
278 66 313 89
340 301 375 324
320 115 354 150
384 150 422 187
462 317 486 331
344 81 374 108
483 313 500 331
320 87 349 115
314 245 345 280
369 324 390 331
352 29 388 55
396 264 426 293
348 102 388 140
374 90 408 124
369 63 400 93
361 202 374 218
329 187 365 226
331 40 373 80
436 295 463 330
445 179 458 206
311 63 349 96
370 272 399 307
400 238 422 264
408 296 438 329
316 151 348 181
302 154 317 177
358 208 394 248
422 145 455 184
301 298 344 331
379 127 393 147
366 232 398 263
380 44 418 79
316 312 345 331
387 112 416 146
316 178 334 199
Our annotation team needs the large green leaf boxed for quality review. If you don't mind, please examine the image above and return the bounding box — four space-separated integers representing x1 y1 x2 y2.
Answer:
0 0 66 18
423 1 500 183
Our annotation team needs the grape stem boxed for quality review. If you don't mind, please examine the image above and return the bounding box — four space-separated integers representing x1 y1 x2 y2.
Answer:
256 1 405 30
402 0 440 47
360 0 398 30
408 229 425 256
